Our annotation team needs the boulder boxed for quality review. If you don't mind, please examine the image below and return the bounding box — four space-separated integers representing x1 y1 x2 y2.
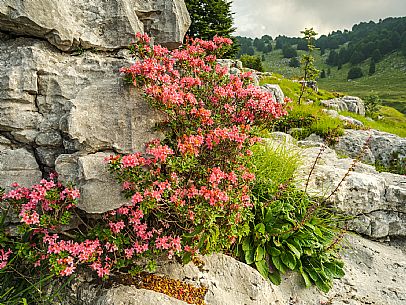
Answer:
94 288 189 305
55 152 129 214
321 96 365 116
261 84 285 104
0 146 42 189
0 0 190 51
296 144 406 239
0 37 162 210
216 59 243 70
0 0 188 211
321 109 364 126
335 129 406 168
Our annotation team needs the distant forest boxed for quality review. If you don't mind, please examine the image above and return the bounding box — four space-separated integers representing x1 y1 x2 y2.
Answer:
236 17 406 66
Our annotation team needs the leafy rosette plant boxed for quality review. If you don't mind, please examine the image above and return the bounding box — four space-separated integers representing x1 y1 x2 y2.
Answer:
110 33 287 262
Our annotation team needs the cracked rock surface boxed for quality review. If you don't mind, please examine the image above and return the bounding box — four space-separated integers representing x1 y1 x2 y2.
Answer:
292 135 406 240
0 0 190 213
0 0 190 51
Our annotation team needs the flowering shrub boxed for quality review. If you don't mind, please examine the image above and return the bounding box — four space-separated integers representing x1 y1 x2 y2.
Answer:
109 33 286 262
0 175 80 275
0 34 286 287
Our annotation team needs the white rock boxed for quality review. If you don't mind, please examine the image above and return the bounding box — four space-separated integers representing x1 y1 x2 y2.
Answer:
55 152 129 214
321 96 365 116
335 129 406 168
261 84 285 104
296 144 406 238
0 0 190 51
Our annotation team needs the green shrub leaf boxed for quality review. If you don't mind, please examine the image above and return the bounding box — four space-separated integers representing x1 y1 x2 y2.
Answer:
245 249 255 265
268 269 282 285
300 270 312 288
272 255 287 274
286 242 301 258
268 246 281 257
255 223 266 234
255 246 265 262
281 251 297 270
242 238 252 251
255 259 269 278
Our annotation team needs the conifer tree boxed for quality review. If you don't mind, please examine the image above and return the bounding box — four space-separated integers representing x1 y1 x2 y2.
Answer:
368 58 376 75
185 0 238 57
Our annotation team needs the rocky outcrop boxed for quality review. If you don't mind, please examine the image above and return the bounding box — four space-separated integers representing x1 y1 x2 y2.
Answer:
322 109 364 126
296 139 406 239
266 132 406 240
0 0 190 51
261 84 285 104
93 288 189 305
55 152 129 213
335 129 406 168
67 235 406 305
321 96 365 116
0 1 190 213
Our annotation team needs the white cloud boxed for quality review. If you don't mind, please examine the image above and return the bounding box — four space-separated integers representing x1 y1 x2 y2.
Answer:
231 0 406 38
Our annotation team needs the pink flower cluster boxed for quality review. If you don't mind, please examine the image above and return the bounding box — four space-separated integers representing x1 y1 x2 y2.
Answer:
1 178 79 227
0 248 12 270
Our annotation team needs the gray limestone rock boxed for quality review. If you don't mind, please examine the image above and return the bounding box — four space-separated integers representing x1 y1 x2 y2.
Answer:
321 96 366 116
0 37 162 209
335 129 406 168
260 84 285 104
0 147 42 189
0 0 190 51
97 288 189 305
55 152 129 214
296 144 406 239
68 235 406 305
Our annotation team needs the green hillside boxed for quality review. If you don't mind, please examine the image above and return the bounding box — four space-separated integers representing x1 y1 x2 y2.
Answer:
260 49 406 114
236 16 406 114
259 73 406 138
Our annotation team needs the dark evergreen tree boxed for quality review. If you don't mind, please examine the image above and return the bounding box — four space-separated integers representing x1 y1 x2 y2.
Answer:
327 67 331 76
275 37 284 49
371 49 382 62
368 58 376 75
261 35 273 43
338 48 350 65
320 69 326 78
326 50 338 66
288 57 300 67
349 50 364 65
263 43 273 53
282 45 298 58
253 38 266 52
390 32 401 49
246 46 255 56
347 67 363 79
401 32 406 56
378 39 393 55
296 39 309 51
185 0 238 57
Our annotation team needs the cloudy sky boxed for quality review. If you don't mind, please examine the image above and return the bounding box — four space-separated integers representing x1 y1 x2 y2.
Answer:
231 0 406 38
